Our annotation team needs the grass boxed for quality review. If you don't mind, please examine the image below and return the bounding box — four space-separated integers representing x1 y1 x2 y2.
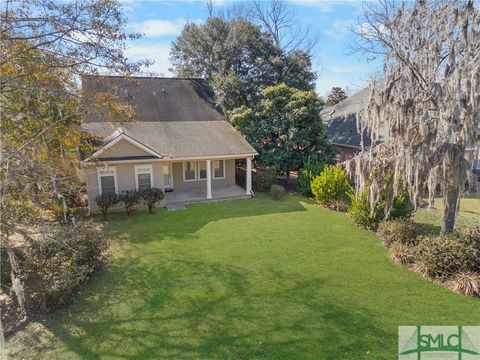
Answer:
6 193 480 359
414 196 480 231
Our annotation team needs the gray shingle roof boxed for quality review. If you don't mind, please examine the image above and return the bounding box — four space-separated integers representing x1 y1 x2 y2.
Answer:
82 76 256 158
320 88 372 148
82 121 257 158
82 76 225 123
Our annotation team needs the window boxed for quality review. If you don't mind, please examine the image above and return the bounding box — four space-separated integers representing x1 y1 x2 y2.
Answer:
97 167 117 195
213 160 225 179
135 165 153 191
183 161 196 181
198 161 207 180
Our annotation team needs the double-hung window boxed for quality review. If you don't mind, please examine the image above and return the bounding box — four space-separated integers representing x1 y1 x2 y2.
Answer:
183 161 196 181
135 165 153 191
213 160 225 179
97 167 117 195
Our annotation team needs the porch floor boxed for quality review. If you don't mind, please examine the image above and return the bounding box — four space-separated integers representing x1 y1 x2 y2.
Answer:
164 184 250 209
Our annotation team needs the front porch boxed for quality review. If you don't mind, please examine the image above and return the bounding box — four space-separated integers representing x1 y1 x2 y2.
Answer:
164 184 250 209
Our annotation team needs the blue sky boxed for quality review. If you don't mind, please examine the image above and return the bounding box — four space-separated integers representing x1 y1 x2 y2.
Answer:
123 0 383 96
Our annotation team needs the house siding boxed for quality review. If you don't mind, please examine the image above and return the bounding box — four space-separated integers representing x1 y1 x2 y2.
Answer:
85 159 239 213
101 138 152 158
171 159 235 190
86 162 164 213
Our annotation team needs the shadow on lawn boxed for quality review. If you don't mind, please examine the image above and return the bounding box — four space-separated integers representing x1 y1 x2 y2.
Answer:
22 256 394 359
106 193 310 243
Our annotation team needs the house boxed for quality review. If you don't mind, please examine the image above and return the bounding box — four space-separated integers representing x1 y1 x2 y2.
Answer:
320 88 375 161
322 88 480 190
81 76 257 213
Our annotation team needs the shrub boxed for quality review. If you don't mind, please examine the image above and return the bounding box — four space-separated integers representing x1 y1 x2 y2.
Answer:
311 164 352 207
94 193 119 219
118 190 141 215
270 184 285 200
457 227 480 256
445 272 480 297
390 187 414 219
298 157 324 197
142 187 165 214
378 219 422 247
349 188 414 231
252 168 277 192
22 220 108 311
415 233 479 280
348 190 384 231
388 243 415 266
327 199 347 212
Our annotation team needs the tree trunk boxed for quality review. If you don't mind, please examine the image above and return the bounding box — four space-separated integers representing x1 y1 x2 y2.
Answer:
442 184 459 233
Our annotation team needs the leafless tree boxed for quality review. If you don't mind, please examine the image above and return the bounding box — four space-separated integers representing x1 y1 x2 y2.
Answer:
250 0 318 53
207 0 318 53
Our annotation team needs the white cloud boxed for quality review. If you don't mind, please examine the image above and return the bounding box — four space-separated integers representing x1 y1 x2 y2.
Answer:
125 43 174 76
131 18 187 38
324 19 354 40
356 22 389 40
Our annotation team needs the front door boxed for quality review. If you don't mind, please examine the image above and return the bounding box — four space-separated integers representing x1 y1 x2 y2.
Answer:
163 164 173 190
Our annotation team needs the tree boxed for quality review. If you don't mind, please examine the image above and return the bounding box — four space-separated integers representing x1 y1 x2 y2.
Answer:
0 0 143 328
349 0 480 232
249 0 319 53
325 87 347 106
169 17 316 113
231 83 336 180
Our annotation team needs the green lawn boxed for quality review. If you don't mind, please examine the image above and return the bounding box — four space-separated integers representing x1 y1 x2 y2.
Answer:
6 193 480 359
414 196 480 231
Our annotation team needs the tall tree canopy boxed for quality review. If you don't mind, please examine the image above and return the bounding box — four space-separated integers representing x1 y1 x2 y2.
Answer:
0 0 142 325
349 0 480 232
231 83 336 178
170 17 316 113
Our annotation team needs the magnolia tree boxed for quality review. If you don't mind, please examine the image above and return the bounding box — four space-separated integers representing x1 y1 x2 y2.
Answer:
349 0 480 232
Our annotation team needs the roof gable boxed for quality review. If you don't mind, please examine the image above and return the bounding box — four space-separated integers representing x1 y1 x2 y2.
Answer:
83 129 164 163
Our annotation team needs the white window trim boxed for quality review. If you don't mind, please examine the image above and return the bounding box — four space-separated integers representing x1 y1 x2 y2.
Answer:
213 159 225 179
134 164 154 191
97 166 118 195
183 161 197 182
163 163 173 189
197 161 207 181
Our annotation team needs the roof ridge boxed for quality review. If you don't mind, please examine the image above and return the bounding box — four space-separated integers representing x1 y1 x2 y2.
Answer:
83 74 206 81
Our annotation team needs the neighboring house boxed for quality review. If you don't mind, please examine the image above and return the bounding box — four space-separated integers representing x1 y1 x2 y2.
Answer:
322 88 479 190
81 76 257 213
320 88 375 161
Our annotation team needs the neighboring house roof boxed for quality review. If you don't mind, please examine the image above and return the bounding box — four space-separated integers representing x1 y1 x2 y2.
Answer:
81 76 257 161
320 88 372 149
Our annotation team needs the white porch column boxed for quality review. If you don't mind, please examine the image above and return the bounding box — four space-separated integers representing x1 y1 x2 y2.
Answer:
246 157 252 196
206 159 212 199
